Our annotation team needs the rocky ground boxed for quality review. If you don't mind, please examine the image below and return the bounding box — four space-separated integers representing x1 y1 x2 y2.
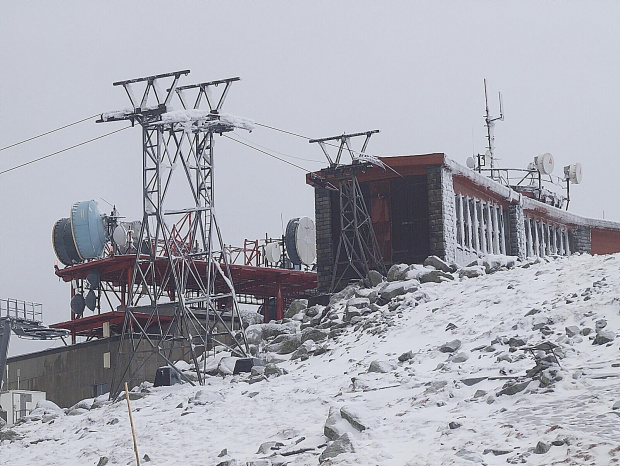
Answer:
1 253 620 465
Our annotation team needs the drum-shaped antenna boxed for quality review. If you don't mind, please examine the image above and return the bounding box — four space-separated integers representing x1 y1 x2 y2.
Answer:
52 218 82 266
264 242 281 263
565 163 583 184
70 200 108 260
285 217 316 266
535 153 554 175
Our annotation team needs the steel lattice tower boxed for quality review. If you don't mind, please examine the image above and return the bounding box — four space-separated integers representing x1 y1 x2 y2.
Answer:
309 131 386 292
99 70 249 397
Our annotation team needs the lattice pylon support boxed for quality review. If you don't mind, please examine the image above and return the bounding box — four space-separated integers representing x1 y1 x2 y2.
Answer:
100 71 249 399
330 172 386 292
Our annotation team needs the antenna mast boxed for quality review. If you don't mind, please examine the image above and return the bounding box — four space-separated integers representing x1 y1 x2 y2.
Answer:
483 79 504 180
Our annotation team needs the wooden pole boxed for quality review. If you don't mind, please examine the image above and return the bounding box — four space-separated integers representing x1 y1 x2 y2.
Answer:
124 382 141 466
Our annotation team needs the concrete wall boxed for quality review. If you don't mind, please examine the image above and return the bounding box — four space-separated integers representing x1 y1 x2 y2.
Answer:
5 336 180 408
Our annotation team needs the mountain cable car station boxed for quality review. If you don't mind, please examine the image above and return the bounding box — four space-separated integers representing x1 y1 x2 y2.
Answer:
2 73 620 411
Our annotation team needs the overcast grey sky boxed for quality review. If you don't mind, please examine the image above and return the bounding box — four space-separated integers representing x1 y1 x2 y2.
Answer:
1 1 619 355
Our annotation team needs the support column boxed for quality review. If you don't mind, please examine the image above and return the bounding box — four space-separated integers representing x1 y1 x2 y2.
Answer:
314 187 333 293
275 282 283 321
508 204 527 260
427 166 456 264
572 225 591 254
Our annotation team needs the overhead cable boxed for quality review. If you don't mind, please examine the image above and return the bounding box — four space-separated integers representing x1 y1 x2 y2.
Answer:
230 131 323 164
0 113 100 152
223 134 310 172
0 126 131 176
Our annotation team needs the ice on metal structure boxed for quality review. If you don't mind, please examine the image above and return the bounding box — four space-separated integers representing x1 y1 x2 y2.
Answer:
309 131 387 292
98 70 251 398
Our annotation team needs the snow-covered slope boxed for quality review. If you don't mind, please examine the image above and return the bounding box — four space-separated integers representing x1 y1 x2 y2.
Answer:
2 253 620 465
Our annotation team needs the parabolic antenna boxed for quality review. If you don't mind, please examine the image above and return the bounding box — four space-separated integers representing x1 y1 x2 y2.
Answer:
285 217 316 266
264 242 281 263
85 289 97 311
70 200 108 260
52 218 82 266
535 153 554 175
70 293 86 315
86 270 100 290
565 163 583 184
466 157 476 169
113 224 128 250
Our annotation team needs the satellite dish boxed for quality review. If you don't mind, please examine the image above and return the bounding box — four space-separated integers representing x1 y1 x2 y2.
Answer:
535 153 554 175
565 163 583 184
86 270 100 290
70 293 86 315
466 157 476 169
285 217 316 266
264 242 281 263
85 290 97 311
70 200 108 260
113 224 128 250
52 218 82 266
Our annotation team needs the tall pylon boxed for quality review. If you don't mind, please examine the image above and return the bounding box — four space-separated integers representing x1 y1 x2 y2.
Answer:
99 70 249 398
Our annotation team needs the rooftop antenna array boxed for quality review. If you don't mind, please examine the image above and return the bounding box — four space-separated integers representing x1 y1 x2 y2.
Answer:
98 70 249 398
480 79 504 180
309 131 386 292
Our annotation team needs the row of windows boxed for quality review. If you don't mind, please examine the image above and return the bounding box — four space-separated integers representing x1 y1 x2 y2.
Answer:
454 194 507 255
524 217 570 257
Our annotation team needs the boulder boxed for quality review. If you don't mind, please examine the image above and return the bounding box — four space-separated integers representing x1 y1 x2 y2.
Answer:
451 352 469 363
459 266 486 279
324 407 350 440
379 280 419 301
480 255 517 274
534 441 550 454
256 441 284 454
596 319 607 330
565 326 581 337
497 380 531 396
192 390 225 406
418 269 454 283
301 328 328 343
593 329 615 345
387 264 409 282
366 270 384 287
508 337 526 348
347 297 370 310
423 255 453 273
285 299 308 318
439 339 462 353
319 433 354 462
368 360 396 373
344 308 362 323
264 364 286 377
340 405 368 432
268 334 302 354
398 350 415 362
217 357 240 376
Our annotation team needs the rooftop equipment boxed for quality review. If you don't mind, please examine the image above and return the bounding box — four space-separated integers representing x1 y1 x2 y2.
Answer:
285 217 316 267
